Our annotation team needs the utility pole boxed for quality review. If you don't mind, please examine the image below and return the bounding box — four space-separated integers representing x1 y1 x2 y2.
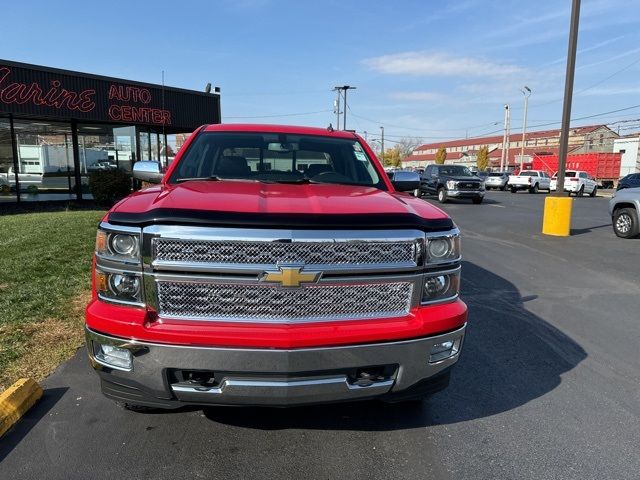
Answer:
333 88 341 130
542 0 581 237
380 126 385 161
500 104 510 172
555 0 581 197
520 86 532 170
333 85 356 130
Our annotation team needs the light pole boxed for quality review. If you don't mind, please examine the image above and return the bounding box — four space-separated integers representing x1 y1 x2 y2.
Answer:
380 126 385 161
500 104 510 172
519 86 531 170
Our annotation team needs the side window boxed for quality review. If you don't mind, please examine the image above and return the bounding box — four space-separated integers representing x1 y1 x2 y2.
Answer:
424 165 432 178
432 166 439 178
579 172 587 179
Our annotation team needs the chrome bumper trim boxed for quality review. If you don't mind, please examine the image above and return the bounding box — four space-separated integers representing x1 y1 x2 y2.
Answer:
86 324 466 406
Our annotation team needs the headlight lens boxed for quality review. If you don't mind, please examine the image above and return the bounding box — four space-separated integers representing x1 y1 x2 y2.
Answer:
96 229 140 261
446 180 456 189
426 234 461 263
96 269 143 304
422 269 460 304
111 234 138 256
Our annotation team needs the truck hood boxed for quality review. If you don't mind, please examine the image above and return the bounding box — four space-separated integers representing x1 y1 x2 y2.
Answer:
108 180 453 231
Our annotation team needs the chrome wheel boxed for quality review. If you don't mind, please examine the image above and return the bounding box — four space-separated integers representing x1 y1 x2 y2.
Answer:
616 214 632 234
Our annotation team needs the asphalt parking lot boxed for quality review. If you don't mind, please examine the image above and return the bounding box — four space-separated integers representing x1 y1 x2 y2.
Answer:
1 190 639 480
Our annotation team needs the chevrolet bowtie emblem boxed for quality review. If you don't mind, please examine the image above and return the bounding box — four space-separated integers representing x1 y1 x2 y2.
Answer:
261 266 322 288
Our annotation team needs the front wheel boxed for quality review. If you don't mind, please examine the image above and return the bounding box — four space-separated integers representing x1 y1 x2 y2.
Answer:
437 187 448 203
510 186 517 193
590 186 597 197
500 185 506 191
613 208 640 238
529 183 539 194
472 197 483 204
577 185 584 197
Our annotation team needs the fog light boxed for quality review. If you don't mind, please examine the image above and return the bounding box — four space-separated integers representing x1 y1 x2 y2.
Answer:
94 343 133 371
429 338 460 363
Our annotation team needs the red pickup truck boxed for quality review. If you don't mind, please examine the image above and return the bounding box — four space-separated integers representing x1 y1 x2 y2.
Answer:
85 124 467 409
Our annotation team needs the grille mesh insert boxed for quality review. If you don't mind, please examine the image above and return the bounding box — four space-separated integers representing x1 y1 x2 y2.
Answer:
157 281 413 322
152 239 418 266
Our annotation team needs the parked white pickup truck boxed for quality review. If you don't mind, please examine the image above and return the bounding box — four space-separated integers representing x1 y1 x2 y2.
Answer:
508 170 551 194
550 170 597 197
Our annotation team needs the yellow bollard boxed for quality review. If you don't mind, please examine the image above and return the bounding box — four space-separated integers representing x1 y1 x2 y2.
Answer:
542 196 573 236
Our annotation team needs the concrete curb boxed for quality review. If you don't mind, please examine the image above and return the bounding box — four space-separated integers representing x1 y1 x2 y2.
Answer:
0 378 43 437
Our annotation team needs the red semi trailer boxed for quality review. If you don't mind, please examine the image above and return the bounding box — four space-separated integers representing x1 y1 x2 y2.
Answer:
531 153 622 188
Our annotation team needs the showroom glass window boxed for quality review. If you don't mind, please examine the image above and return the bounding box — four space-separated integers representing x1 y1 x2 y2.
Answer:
11 120 73 202
0 116 17 203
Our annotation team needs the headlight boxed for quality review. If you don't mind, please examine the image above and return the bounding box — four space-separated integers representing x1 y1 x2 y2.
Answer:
422 268 460 304
95 269 143 305
426 234 461 264
112 234 138 256
446 180 456 189
96 229 140 262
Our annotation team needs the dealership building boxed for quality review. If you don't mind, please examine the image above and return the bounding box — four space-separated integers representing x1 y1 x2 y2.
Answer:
0 59 221 202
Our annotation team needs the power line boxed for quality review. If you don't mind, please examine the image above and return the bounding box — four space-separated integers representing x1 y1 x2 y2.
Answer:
225 109 333 119
509 54 640 112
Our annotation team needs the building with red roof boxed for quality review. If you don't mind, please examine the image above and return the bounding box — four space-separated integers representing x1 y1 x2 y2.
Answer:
403 124 618 170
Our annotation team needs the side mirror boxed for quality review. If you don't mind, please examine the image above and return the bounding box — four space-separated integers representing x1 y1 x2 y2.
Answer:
133 161 163 184
391 171 420 192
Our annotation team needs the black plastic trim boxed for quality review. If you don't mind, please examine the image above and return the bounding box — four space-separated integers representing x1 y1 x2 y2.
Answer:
108 208 455 232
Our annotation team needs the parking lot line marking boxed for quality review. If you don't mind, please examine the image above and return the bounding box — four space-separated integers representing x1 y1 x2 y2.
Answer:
489 204 506 208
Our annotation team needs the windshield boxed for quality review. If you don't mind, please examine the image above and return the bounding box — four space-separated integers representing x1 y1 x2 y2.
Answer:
439 166 473 176
517 172 539 177
169 132 384 188
489 172 505 177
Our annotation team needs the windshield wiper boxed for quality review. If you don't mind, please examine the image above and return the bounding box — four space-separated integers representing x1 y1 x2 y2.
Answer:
175 175 220 183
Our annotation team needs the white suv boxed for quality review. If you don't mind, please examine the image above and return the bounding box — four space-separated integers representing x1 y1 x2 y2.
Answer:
550 170 597 197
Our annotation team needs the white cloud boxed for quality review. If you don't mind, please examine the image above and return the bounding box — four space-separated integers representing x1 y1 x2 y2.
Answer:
362 51 523 78
389 91 449 102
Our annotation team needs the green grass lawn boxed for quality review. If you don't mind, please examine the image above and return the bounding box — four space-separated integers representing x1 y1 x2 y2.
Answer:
0 208 105 390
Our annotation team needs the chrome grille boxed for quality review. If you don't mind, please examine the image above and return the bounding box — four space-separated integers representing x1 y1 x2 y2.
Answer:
152 239 419 267
156 281 413 323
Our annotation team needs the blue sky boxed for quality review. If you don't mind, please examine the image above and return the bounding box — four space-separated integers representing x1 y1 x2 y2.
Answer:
1 0 639 145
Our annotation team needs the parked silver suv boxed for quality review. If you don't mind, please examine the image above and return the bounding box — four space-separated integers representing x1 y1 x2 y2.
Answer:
608 187 640 238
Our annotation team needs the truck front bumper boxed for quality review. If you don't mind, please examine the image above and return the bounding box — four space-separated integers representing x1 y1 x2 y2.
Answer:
86 324 466 408
447 190 484 199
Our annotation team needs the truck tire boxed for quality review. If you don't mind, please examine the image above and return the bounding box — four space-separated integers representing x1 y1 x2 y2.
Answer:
500 184 506 191
529 183 539 194
613 207 640 239
590 186 597 197
437 187 448 203
510 186 517 193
